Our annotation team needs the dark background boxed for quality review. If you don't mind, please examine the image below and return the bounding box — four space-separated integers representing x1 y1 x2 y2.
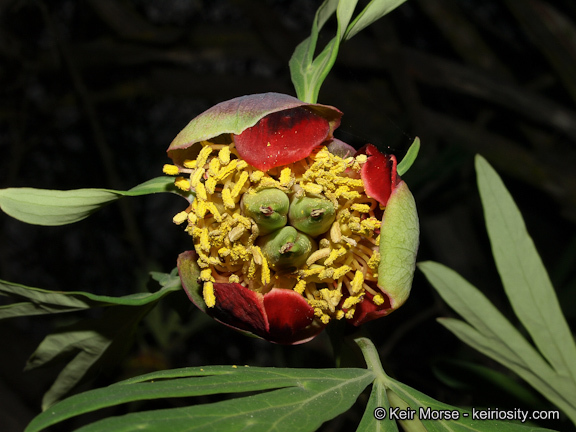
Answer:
1 0 575 430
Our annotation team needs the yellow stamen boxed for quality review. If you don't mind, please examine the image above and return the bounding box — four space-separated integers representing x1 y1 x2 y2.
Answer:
373 294 385 305
172 211 188 225
174 177 190 191
183 159 197 169
203 282 216 308
218 146 231 165
351 270 364 295
163 164 180 175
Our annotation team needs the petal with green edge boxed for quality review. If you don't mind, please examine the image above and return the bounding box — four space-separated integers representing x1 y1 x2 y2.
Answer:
177 251 324 344
167 93 342 170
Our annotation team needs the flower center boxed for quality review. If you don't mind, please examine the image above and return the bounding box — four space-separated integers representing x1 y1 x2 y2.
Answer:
165 139 385 324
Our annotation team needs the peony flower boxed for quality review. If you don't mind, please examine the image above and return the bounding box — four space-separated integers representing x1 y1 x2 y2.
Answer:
163 92 419 344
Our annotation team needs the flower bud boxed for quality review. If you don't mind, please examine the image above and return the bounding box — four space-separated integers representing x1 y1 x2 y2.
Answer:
241 188 289 235
288 196 335 237
258 226 315 271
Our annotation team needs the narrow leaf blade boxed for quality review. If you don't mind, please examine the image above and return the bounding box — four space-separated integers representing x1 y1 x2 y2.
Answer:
26 367 375 432
476 155 576 381
345 0 408 41
0 176 176 226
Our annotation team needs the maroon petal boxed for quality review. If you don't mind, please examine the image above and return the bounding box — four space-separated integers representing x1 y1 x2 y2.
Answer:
234 107 331 171
357 144 400 206
212 283 270 336
262 288 324 344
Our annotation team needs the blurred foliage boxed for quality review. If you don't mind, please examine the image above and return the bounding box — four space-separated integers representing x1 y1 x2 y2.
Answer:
1 0 575 431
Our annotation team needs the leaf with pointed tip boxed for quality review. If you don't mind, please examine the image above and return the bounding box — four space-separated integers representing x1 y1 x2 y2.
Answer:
25 366 375 432
0 176 176 226
396 137 420 176
344 0 408 41
0 269 181 319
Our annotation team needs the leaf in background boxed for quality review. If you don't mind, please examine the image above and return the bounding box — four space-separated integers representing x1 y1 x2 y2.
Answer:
476 155 576 383
344 0 408 40
27 303 155 410
396 137 420 176
0 269 181 319
290 0 407 103
0 176 177 226
419 261 576 424
25 366 375 432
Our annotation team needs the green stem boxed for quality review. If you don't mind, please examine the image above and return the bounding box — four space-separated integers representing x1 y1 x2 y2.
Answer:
354 336 387 380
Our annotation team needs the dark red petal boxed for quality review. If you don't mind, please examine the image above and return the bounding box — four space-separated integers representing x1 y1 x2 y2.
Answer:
346 291 393 327
211 283 269 336
234 107 331 171
262 289 322 344
357 144 400 206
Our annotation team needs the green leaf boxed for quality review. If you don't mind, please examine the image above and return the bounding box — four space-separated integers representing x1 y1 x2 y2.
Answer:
356 379 398 432
0 176 176 226
344 0 408 40
29 303 155 410
396 137 420 176
25 366 375 432
475 155 576 383
419 261 576 424
290 0 407 103
0 269 182 319
386 377 557 431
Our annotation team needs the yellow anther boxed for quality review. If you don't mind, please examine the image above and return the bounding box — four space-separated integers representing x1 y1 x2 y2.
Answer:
332 265 352 280
190 167 205 187
222 188 235 208
196 228 210 252
228 224 246 242
342 236 357 247
163 164 180 175
279 167 293 187
318 267 334 280
355 154 368 164
330 220 342 243
216 159 237 181
351 203 371 213
196 145 213 168
306 248 331 266
343 294 363 310
367 251 381 270
218 247 230 257
299 266 323 277
341 190 362 200
256 176 280 190
350 270 364 295
252 246 263 265
232 213 252 228
320 288 342 312
205 177 217 195
188 212 198 224
229 274 240 283
335 310 345 320
183 159 197 169
204 202 222 222
236 160 248 171
208 157 221 177
231 171 249 198
174 177 191 191
294 279 306 295
373 294 385 305
218 146 231 165
361 217 380 231
203 282 216 308
260 256 270 285
200 268 215 282
320 314 331 324
302 182 323 195
172 211 188 225
250 170 264 183
196 200 207 218
195 181 207 201
325 246 347 266
345 308 356 319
